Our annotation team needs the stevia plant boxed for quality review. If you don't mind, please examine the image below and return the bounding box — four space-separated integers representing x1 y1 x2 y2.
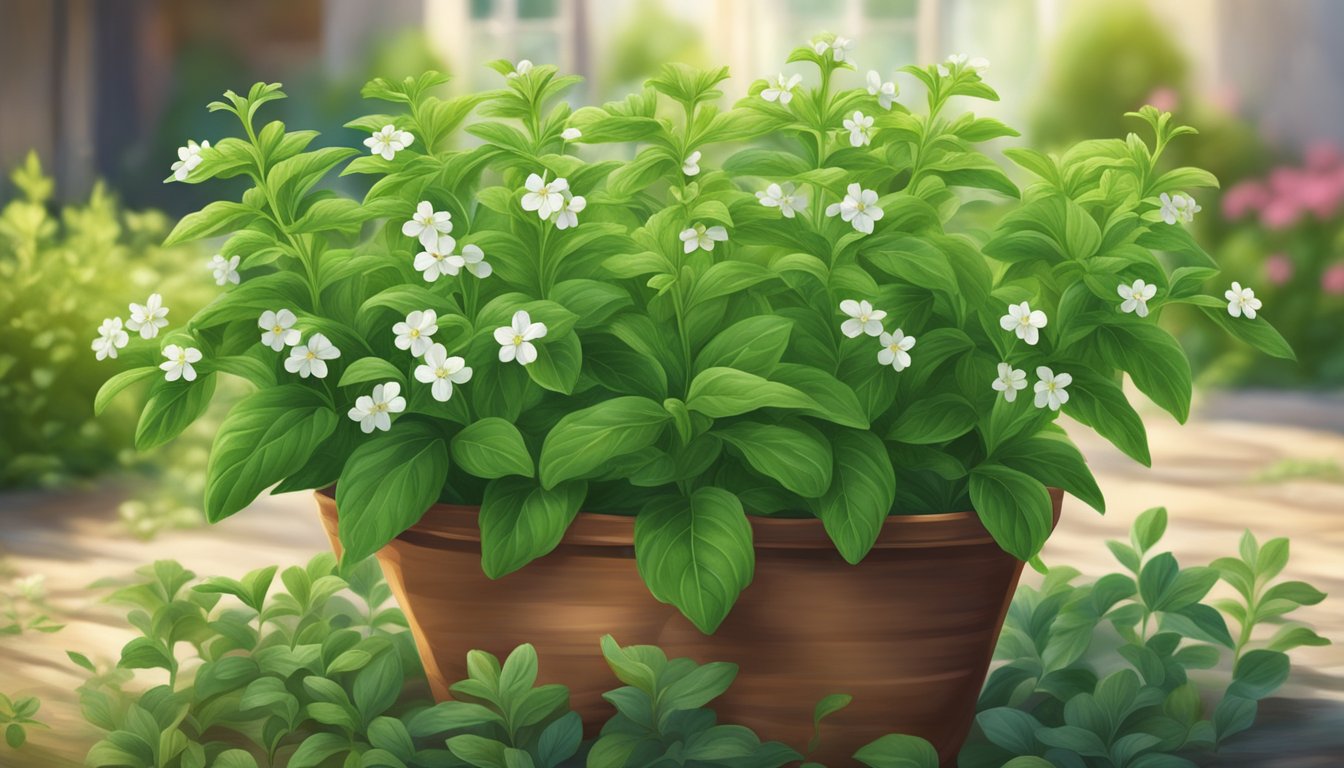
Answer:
96 39 1294 633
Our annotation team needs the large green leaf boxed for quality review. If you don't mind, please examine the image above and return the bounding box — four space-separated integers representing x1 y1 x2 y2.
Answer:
205 386 338 522
968 463 1054 561
451 417 534 479
996 431 1105 514
812 430 896 564
135 373 218 451
634 488 754 634
1095 323 1193 424
479 478 586 578
715 421 833 497
538 396 670 488
335 421 449 563
1064 369 1151 467
686 367 814 419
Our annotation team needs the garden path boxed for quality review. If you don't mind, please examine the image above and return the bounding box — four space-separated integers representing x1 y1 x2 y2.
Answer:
0 391 1341 767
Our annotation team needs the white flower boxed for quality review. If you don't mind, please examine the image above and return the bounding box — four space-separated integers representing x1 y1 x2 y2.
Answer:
554 195 586 230
12 574 46 601
159 344 202 383
284 333 340 379
364 124 414 161
938 54 988 77
761 73 802 105
756 182 808 218
877 330 916 371
999 301 1048 346
507 59 534 78
679 223 729 253
460 243 492 278
1225 281 1263 319
414 343 473 402
347 382 406 434
844 111 874 147
562 127 582 141
1033 367 1072 411
258 309 301 351
815 36 854 62
414 234 459 282
1159 192 1200 225
402 201 453 249
494 310 548 366
991 362 1028 403
1118 279 1158 318
170 139 209 182
839 299 886 338
126 293 169 340
825 183 884 234
521 173 569 219
92 317 129 360
866 70 897 110
683 150 702 176
393 309 438 357
207 254 240 286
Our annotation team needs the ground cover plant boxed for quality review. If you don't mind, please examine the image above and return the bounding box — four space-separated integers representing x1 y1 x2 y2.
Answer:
95 39 1294 633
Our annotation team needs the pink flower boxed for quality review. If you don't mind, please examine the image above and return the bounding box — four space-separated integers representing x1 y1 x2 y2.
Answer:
1265 253 1293 285
1222 181 1269 221
1305 142 1343 171
1145 86 1180 113
1260 198 1301 231
1323 263 1344 295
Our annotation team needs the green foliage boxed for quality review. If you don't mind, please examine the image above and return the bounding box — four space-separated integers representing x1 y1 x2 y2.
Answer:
103 38 1286 632
961 511 1331 767
0 572 63 636
0 152 209 488
0 691 46 750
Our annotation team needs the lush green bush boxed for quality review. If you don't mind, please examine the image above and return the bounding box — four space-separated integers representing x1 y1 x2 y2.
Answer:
0 152 209 488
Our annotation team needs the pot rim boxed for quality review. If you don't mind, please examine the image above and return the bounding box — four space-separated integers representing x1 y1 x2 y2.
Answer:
315 487 1064 551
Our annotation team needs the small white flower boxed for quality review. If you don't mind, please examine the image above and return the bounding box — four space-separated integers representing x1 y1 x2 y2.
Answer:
414 343 473 402
92 317 129 360
284 333 340 379
561 127 582 141
844 111 874 147
364 124 414 161
347 382 406 434
1224 281 1263 319
679 223 729 253
1033 367 1072 411
258 309 301 351
159 344 202 383
839 299 886 338
393 309 438 357
683 150 702 176
815 36 854 62
761 73 803 105
825 183 884 234
126 293 169 340
506 59 534 78
170 139 209 182
999 301 1048 346
402 201 453 249
12 574 46 602
938 54 988 77
991 362 1028 403
494 310 548 366
877 329 916 371
1159 192 1200 225
1118 279 1158 318
756 182 808 218
521 173 569 219
207 254 240 286
866 70 897 110
414 234 459 282
554 195 586 230
460 243 492 278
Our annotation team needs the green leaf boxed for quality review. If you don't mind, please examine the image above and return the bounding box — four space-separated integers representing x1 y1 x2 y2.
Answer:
634 488 754 634
996 432 1105 514
94 367 158 416
205 386 338 522
769 364 869 429
213 750 260 768
289 732 351 768
889 393 977 444
538 396 670 488
694 316 792 376
354 649 403 722
1064 369 1151 466
447 734 509 767
452 418 534 479
1198 305 1295 360
479 478 586 578
1132 506 1167 553
716 421 833 497
526 332 583 395
1095 324 1193 423
135 373 217 450
968 463 1053 561
852 733 939 768
6 724 26 749
163 201 259 246
1214 694 1257 742
1229 650 1290 700
813 430 895 564
335 422 449 563
686 367 815 419
809 694 853 754
338 357 405 388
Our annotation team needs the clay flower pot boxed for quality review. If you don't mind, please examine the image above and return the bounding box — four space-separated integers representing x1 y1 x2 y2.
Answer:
316 488 1063 766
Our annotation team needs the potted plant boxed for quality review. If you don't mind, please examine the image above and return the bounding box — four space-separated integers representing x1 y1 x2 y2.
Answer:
94 36 1293 763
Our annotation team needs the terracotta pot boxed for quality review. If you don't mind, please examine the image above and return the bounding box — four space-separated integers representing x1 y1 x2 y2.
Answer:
316 487 1063 767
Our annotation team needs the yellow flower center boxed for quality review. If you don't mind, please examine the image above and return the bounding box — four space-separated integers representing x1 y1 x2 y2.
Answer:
272 325 283 334
409 329 420 338
512 334 524 346
305 351 316 360
436 368 449 378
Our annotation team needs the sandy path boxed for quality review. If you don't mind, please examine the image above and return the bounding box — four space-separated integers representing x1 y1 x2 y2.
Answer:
0 394 1341 766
